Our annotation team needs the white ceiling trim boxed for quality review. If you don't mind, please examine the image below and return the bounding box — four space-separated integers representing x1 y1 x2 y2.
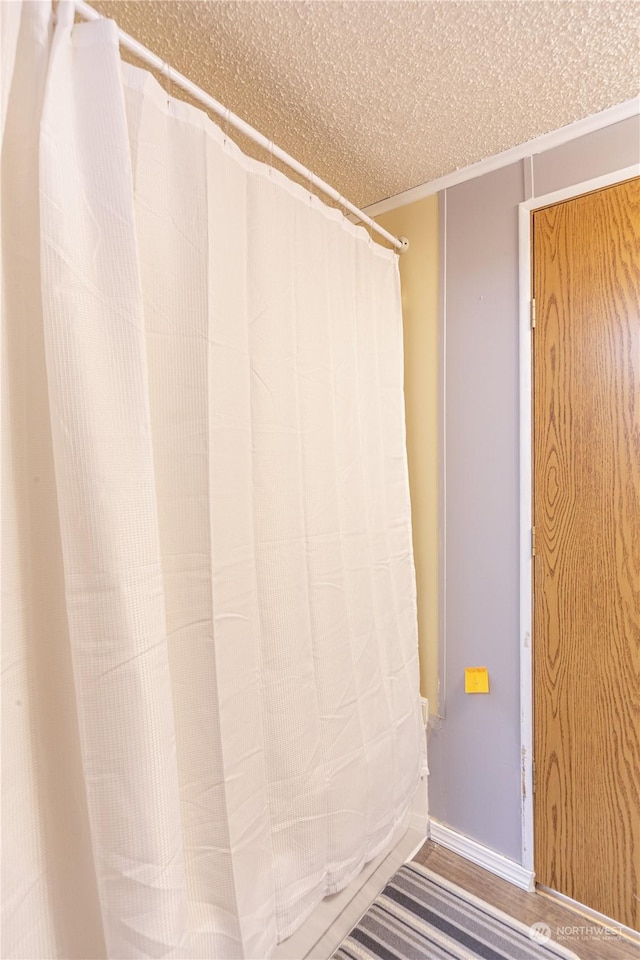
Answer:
363 96 640 217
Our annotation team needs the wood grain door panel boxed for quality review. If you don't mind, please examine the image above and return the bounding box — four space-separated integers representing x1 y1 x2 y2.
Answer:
533 177 640 930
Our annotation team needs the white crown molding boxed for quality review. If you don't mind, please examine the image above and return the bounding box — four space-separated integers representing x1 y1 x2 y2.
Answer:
429 819 535 892
364 97 640 217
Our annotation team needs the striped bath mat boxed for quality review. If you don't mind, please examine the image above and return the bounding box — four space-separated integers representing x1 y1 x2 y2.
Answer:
333 862 580 960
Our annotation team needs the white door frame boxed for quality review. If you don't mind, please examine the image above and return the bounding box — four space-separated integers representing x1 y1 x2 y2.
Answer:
518 163 640 874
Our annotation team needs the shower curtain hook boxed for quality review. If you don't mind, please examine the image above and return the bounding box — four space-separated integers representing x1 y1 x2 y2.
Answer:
338 193 353 227
308 168 314 206
223 107 231 149
164 61 171 107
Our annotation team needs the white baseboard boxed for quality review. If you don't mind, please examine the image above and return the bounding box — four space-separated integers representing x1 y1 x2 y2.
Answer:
429 819 535 892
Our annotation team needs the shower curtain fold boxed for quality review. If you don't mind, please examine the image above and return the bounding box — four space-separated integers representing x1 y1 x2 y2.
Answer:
1 4 425 958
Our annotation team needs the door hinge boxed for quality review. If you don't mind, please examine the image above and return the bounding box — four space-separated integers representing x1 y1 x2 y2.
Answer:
530 298 536 329
531 526 536 557
532 759 536 795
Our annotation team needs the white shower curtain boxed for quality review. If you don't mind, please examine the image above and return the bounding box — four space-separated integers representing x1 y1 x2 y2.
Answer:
1 3 425 958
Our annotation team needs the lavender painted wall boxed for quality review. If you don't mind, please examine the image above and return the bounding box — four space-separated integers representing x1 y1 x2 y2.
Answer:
428 115 639 863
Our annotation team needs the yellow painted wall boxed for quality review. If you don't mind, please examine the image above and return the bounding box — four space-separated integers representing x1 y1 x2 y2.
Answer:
376 197 439 710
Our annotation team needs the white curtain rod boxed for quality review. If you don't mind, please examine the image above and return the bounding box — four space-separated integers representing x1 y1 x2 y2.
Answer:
72 1 408 254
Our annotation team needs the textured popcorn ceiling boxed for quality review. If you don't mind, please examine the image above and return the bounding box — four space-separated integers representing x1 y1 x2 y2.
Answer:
91 1 639 208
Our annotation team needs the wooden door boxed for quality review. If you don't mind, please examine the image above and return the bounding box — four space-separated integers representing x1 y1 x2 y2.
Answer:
532 177 640 930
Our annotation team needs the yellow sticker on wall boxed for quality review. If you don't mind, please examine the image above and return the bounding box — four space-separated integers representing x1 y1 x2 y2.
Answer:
465 667 489 693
